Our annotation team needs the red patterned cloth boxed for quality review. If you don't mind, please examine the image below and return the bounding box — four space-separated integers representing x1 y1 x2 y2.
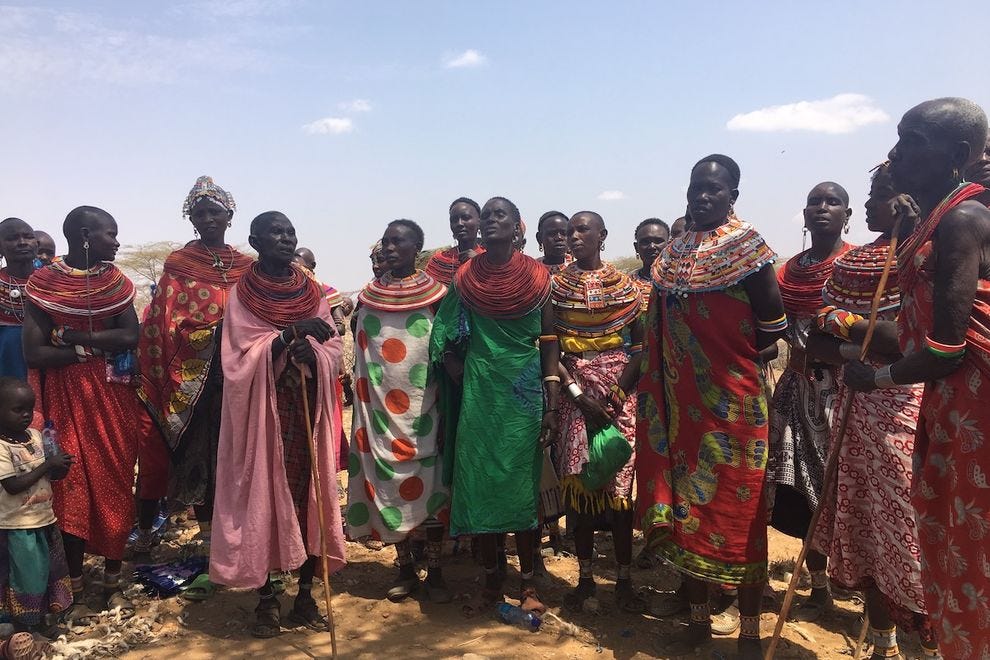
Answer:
897 183 990 658
556 349 637 512
812 238 929 633
25 262 139 560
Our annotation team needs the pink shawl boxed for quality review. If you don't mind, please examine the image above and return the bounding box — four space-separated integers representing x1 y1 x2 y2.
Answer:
210 287 346 588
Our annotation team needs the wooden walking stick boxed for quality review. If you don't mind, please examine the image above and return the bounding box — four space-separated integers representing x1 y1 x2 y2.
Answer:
765 213 904 660
293 329 339 659
854 613 871 659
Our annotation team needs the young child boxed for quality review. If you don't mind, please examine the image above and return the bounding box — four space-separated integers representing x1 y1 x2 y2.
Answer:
0 377 73 637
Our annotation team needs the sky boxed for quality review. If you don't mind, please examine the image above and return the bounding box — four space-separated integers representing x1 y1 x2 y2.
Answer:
2 1 989 291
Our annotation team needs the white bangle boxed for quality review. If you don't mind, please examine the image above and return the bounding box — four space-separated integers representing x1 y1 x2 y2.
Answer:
566 382 583 399
874 365 897 388
839 342 862 361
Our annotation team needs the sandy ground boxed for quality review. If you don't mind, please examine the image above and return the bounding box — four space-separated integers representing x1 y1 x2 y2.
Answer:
61 511 904 660
53 357 925 660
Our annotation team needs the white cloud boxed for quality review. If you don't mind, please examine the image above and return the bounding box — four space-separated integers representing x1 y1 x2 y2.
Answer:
302 116 354 135
726 93 889 135
0 7 262 87
338 99 372 113
172 0 297 19
597 190 626 201
444 49 487 69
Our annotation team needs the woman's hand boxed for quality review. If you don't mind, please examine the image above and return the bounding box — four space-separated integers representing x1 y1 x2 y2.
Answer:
288 337 317 367
576 393 613 431
290 318 334 343
540 410 559 448
843 360 878 392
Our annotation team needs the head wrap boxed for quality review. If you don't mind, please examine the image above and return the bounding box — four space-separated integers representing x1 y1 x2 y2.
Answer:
370 240 383 257
182 175 236 217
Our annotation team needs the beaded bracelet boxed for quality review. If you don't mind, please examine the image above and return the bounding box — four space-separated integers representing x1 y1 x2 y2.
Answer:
925 335 966 359
627 342 644 355
757 314 788 333
609 383 627 401
542 375 561 383
51 327 68 347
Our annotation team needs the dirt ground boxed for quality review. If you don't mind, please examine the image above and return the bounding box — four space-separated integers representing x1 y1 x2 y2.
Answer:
50 397 924 659
55 513 905 660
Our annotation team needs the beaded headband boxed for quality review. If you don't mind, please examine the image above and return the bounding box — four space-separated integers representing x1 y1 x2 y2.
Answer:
182 175 236 218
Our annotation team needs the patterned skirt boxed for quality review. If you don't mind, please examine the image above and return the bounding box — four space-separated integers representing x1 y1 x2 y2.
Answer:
0 525 72 626
275 365 317 541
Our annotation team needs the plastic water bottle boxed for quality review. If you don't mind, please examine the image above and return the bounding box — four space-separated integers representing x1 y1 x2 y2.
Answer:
496 603 541 631
41 421 60 459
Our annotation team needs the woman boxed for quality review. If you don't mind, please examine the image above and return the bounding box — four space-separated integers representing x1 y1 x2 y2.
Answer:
0 218 38 378
425 197 485 286
631 218 670 312
551 211 645 613
23 206 141 622
843 98 990 659
535 211 571 273
137 176 253 559
430 196 559 613
636 155 785 659
809 163 936 659
768 182 854 620
347 219 451 603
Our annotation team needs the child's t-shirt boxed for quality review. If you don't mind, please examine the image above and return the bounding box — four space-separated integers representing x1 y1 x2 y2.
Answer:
0 429 56 529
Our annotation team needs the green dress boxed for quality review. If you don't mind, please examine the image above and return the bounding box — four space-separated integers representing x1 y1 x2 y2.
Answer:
430 287 543 535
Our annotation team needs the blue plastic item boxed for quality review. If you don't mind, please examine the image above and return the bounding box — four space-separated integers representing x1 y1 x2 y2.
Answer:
496 603 541 631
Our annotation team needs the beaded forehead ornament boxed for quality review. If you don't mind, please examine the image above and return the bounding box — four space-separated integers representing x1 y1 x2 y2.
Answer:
182 175 236 218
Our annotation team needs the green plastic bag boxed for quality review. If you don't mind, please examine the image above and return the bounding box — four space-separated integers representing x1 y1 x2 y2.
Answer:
578 424 632 491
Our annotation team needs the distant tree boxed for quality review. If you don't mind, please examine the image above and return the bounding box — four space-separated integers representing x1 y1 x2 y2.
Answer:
610 255 641 273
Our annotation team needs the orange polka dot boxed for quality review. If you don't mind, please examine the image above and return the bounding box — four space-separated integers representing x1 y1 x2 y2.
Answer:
381 338 407 363
356 378 371 403
399 476 424 501
357 330 368 351
385 389 410 414
390 438 416 462
364 479 376 501
354 427 370 453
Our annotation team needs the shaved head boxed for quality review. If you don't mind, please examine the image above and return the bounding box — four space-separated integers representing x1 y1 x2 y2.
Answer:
249 211 290 237
63 206 113 242
904 97 988 166
294 246 316 270
570 211 605 231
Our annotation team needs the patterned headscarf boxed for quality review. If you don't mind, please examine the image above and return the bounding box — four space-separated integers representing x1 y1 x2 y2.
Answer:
182 175 236 217
370 240 384 257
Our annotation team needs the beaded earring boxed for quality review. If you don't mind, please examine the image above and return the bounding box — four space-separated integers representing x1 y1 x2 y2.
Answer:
83 239 89 250
599 242 606 252
844 221 850 234
538 243 543 252
802 227 808 251
194 228 199 237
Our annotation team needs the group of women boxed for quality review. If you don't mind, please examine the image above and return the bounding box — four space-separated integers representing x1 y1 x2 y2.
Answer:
2 95 988 659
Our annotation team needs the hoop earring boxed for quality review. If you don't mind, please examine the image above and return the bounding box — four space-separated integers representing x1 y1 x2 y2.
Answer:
801 227 808 251
844 222 850 235
227 220 232 228
538 243 543 252
599 242 606 252
194 228 199 238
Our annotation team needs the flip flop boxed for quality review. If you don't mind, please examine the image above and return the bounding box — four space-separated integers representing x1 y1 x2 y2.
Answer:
180 573 215 601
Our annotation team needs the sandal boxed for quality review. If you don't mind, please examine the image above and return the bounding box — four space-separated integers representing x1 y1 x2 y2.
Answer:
63 602 102 627
615 580 647 614
251 599 281 639
0 632 49 660
792 592 832 623
650 590 689 618
711 604 741 635
180 574 215 602
519 587 546 615
563 578 597 613
386 571 420 602
288 596 329 632
105 591 135 619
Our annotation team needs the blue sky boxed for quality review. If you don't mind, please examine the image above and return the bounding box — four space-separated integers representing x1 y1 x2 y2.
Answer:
2 1 988 290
